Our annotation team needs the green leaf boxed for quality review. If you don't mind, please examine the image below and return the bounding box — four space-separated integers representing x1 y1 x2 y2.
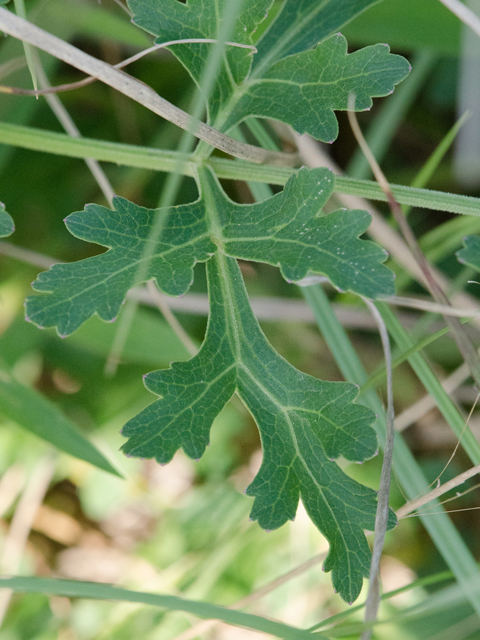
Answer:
457 235 480 273
200 167 394 297
25 168 393 336
226 34 410 142
128 0 409 140
0 576 324 640
128 0 274 121
253 0 383 72
0 202 14 237
0 365 121 476
25 196 216 336
122 253 396 604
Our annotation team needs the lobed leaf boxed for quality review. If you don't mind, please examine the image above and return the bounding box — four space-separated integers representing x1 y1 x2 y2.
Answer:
25 168 393 336
200 167 394 298
252 0 383 72
226 34 410 142
0 202 14 237
25 197 215 336
122 253 396 604
128 0 274 122
128 0 409 140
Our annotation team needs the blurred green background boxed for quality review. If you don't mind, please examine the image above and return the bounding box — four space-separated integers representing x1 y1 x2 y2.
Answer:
1 0 480 638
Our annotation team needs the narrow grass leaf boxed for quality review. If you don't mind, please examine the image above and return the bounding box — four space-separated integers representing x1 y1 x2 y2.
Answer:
1 122 480 217
302 284 480 617
0 576 323 640
0 366 121 476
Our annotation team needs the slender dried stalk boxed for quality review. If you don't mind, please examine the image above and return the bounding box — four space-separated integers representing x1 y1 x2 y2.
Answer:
0 8 297 167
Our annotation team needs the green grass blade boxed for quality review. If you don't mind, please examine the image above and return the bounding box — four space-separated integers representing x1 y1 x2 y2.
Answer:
1 122 479 216
0 576 324 640
302 284 480 616
376 302 480 463
361 316 475 393
334 176 480 216
13 0 37 91
0 366 121 476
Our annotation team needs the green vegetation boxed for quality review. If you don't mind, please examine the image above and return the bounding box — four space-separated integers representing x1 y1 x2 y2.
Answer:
1 0 480 638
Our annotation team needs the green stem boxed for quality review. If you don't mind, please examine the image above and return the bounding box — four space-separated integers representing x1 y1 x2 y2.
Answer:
1 122 480 216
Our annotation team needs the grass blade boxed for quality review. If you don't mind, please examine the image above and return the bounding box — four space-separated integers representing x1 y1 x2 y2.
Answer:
0 366 121 476
376 302 480 463
0 122 479 216
0 576 324 640
302 284 480 616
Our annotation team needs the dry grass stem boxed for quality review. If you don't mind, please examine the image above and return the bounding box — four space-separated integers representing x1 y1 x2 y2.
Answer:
397 463 480 519
0 8 296 167
0 456 55 626
438 0 480 38
146 281 197 357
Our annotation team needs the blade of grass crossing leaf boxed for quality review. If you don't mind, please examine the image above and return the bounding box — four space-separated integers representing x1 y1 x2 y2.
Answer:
105 0 246 374
302 284 480 616
0 367 121 476
347 50 435 180
230 126 274 201
0 577 324 640
2 122 480 217
376 301 480 463
13 0 37 91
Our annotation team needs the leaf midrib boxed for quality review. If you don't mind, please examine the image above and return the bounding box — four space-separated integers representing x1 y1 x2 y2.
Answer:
251 0 331 79
238 362 350 576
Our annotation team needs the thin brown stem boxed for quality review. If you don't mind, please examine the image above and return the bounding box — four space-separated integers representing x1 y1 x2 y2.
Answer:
146 281 197 357
347 93 480 392
0 9 297 167
0 39 256 98
397 464 480 519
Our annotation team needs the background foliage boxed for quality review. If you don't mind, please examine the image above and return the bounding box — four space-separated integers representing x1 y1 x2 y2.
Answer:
2 0 480 638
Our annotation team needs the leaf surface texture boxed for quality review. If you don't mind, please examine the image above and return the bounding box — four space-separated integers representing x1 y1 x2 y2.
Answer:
122 251 396 603
25 168 393 336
